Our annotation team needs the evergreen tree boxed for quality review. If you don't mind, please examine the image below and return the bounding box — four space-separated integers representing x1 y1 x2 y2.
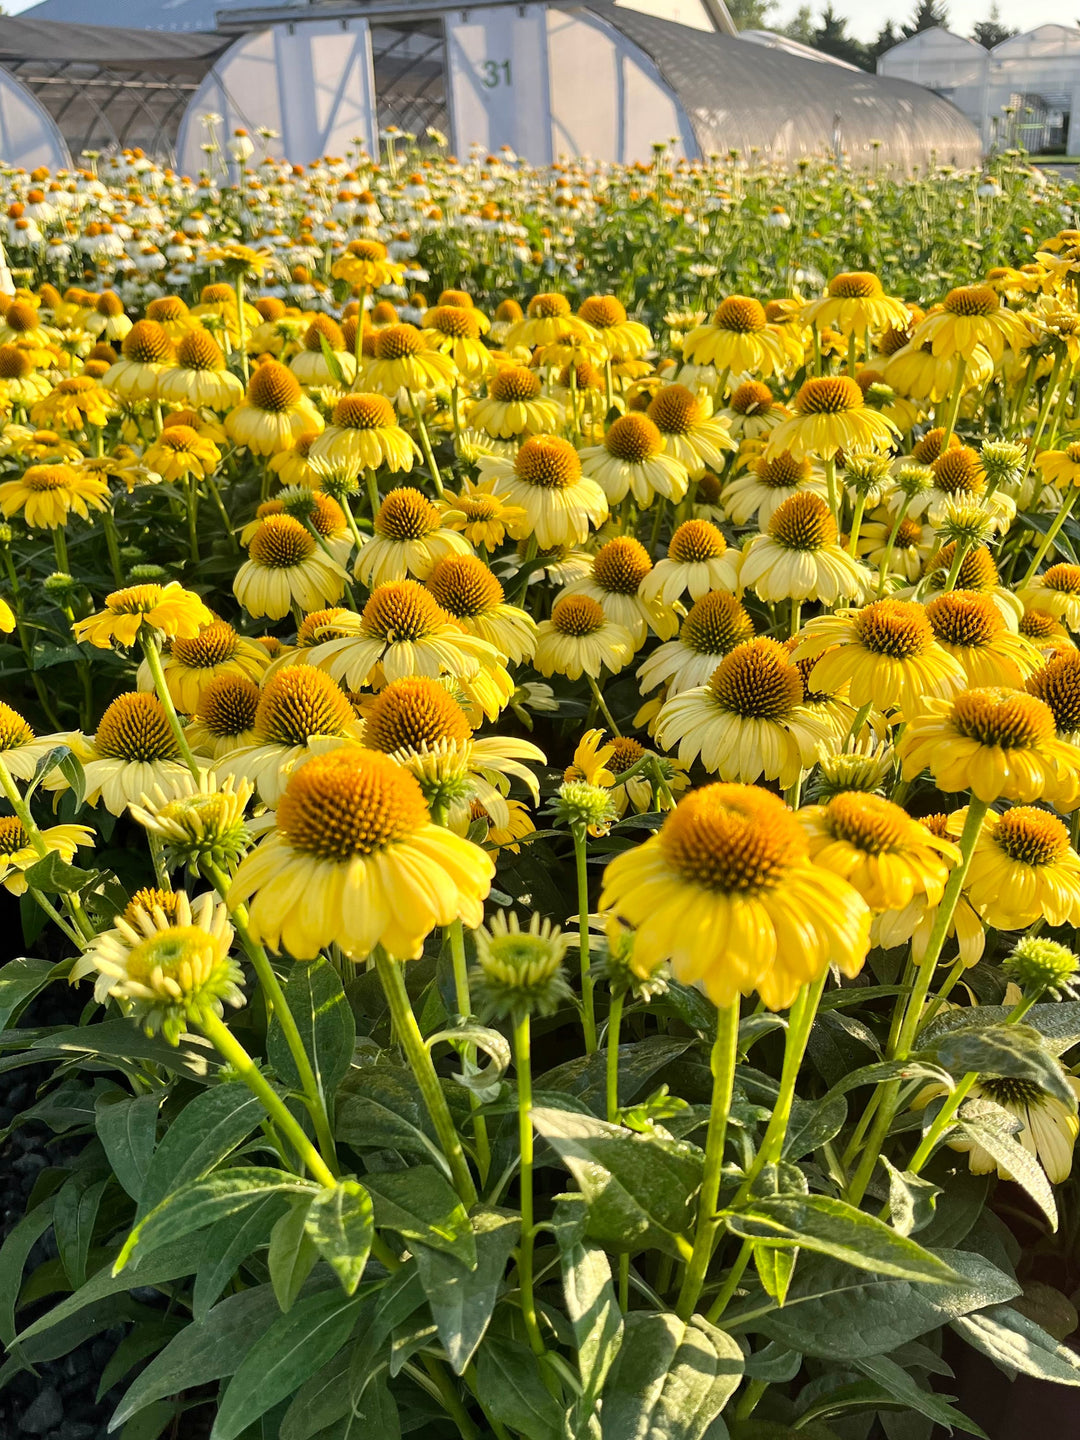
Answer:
903 0 949 36
811 3 872 69
869 20 902 60
724 0 777 28
972 4 1015 47
781 4 816 44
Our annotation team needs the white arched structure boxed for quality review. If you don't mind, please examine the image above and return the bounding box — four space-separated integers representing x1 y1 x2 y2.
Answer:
0 65 71 171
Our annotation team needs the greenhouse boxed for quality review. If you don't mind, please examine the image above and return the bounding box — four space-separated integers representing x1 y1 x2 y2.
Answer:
0 1 980 171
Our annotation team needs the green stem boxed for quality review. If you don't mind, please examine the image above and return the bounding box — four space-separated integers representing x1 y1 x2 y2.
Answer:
585 672 621 737
876 494 913 598
374 947 477 1205
606 991 625 1123
101 509 124 587
846 796 988 1205
823 456 839 525
512 1011 546 1355
1019 485 1080 590
185 475 200 564
707 1239 753 1322
199 1008 335 1185
0 755 94 942
447 916 491 1184
139 633 201 779
939 354 968 448
847 492 867 557
573 824 598 1054
408 391 445 496
676 999 740 1320
51 526 69 574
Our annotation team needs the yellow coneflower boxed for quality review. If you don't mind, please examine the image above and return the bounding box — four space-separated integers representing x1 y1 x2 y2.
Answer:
578 295 651 359
1034 440 1080 490
422 305 491 381
425 554 537 664
503 292 597 351
81 692 193 815
765 375 897 461
794 599 965 717
309 392 418 478
151 621 269 715
638 589 755 696
599 783 871 1011
103 320 175 400
800 791 959 911
158 329 245 411
84 289 132 343
331 238 406 290
578 413 689 508
229 747 493 960
0 463 109 529
0 815 95 896
1026 647 1080 738
925 590 1042 688
534 595 634 682
900 687 1080 806
964 805 1080 930
187 673 261 760
233 514 349 620
74 582 212 650
721 449 826 527
909 285 1031 362
145 295 202 343
557 535 677 647
143 425 221 484
0 701 72 780
468 365 563 439
0 344 49 404
641 519 741 604
654 636 831 785
645 384 735 479
1020 606 1075 658
225 360 323 455
718 379 791 439
219 665 363 805
1019 564 1080 631
438 477 526 550
240 491 352 567
366 324 457 395
801 272 911 337
884 339 994 403
681 296 787 381
855 512 934 583
30 374 112 431
289 314 358 388
356 486 469 588
479 435 608 548
740 492 870 606
268 430 321 489
873 810 986 969
914 1074 1080 1183
309 579 499 690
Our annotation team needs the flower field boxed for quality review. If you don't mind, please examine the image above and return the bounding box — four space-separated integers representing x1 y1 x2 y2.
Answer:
4 146 1080 1438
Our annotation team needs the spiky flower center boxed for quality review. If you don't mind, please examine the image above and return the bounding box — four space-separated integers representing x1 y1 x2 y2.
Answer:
681 591 754 655
254 667 354 745
550 595 606 637
302 315 345 352
608 736 645 775
659 783 806 892
825 791 911 853
426 555 503 615
0 701 34 751
796 376 863 415
248 514 316 568
579 295 626 328
912 428 953 465
729 380 773 414
333 392 395 429
931 446 984 494
489 366 541 403
146 296 188 323
951 687 1054 748
592 536 652 595
1043 564 1080 595
364 676 471 752
769 491 836 550
713 296 766 333
994 805 1069 866
1026 651 1080 732
943 285 998 317
346 239 388 263
0 816 27 854
124 888 182 926
756 451 811 488
122 320 173 365
668 519 726 564
376 487 440 541
527 293 570 319
198 674 259 736
895 518 924 548
172 622 239 668
928 543 998 591
647 384 702 435
926 591 1002 648
515 435 581 490
427 305 480 339
176 330 225 371
827 272 883 298
24 464 74 492
296 607 349 646
708 637 803 718
374 325 425 361
0 345 32 379
276 748 429 859
854 600 933 659
1020 608 1059 640
605 413 663 463
247 360 301 412
978 1076 1047 1105
95 692 180 761
363 580 444 641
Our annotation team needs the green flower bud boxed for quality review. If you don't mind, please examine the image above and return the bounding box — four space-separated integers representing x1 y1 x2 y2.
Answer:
473 910 572 1019
552 780 616 835
1004 936 1079 1001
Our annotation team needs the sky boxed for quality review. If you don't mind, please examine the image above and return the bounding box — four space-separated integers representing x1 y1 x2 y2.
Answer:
769 0 1075 44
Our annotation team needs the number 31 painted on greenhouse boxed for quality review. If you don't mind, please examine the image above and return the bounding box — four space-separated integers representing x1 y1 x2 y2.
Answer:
479 59 512 88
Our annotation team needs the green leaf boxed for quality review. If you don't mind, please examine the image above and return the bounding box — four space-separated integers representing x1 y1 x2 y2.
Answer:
0 956 54 1032
115 1169 316 1273
304 1180 374 1297
954 1097 1058 1230
54 1173 108 1289
952 1302 1080 1385
95 1092 160 1202
745 1249 1020 1361
23 848 95 895
724 1194 958 1284
924 1023 1075 1105
57 748 86 809
96 1319 184 1401
880 1157 942 1238
334 1064 445 1160
426 1023 511 1099
473 1333 565 1440
318 333 348 390
853 1353 987 1436
532 1106 701 1255
363 1166 476 1267
268 957 354 1110
193 1192 291 1321
269 1198 319 1312
412 1206 518 1374
211 1286 364 1440
112 1279 337 1429
347 1267 426 1405
138 1083 265 1218
599 1310 744 1440
26 1020 214 1079
754 1243 796 1306
119 1400 178 1440
555 1211 623 1426
0 1199 55 1347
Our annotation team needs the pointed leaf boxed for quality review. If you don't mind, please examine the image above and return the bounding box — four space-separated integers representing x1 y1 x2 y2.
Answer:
363 1166 476 1267
0 956 54 1032
952 1302 1080 1385
193 1192 291 1321
138 1084 264 1218
95 1092 160 1203
854 1353 987 1436
955 1098 1058 1230
54 1174 108 1289
412 1207 518 1374
881 1157 942 1238
269 1198 319 1312
304 1180 374 1297
473 1333 565 1440
268 957 354 1108
925 1024 1075 1105
599 1310 744 1440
